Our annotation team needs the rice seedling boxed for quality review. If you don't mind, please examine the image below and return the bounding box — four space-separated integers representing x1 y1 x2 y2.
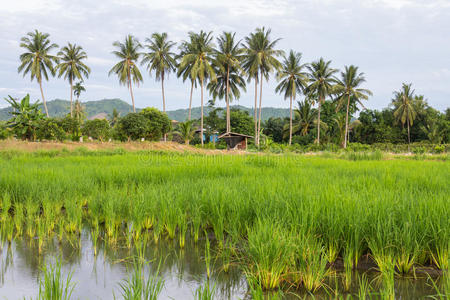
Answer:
117 258 164 300
357 273 372 299
204 230 212 279
194 280 216 300
38 259 75 300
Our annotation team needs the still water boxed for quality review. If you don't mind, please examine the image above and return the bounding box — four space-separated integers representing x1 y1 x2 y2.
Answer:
0 229 443 299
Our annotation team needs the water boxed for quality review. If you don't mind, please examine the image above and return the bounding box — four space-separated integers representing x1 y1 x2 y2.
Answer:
0 229 444 299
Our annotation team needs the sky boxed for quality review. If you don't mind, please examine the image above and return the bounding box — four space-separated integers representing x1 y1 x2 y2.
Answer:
0 0 449 111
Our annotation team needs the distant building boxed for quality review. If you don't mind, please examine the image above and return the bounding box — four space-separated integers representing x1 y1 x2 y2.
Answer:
89 113 108 120
218 132 253 150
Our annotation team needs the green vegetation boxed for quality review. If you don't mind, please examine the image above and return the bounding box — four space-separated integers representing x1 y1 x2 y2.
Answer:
0 150 448 295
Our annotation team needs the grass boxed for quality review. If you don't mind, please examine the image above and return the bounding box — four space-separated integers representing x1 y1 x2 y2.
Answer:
0 148 448 295
37 259 75 300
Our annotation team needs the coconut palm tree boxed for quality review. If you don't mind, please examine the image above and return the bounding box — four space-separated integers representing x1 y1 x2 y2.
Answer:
178 31 216 146
56 43 91 117
109 35 143 113
177 38 198 121
243 27 283 145
392 83 416 146
275 50 308 145
18 30 59 117
290 100 316 137
141 33 176 113
174 120 196 145
141 32 176 141
333 65 372 148
214 32 244 132
306 58 337 144
207 64 246 131
73 81 86 101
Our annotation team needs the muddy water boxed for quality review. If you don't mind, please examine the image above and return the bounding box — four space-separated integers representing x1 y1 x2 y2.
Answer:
0 229 443 299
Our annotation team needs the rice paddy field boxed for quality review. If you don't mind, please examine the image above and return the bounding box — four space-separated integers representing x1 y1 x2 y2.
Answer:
0 148 449 299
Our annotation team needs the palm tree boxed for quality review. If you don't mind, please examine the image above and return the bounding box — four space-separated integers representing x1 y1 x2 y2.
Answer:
243 27 283 145
179 31 216 146
392 83 416 146
141 32 176 141
275 50 308 145
174 120 196 144
287 100 316 137
214 32 244 133
56 43 91 117
333 65 372 148
73 100 86 123
141 33 176 114
73 81 86 101
109 35 143 113
18 30 59 117
306 58 337 144
207 64 246 132
177 38 198 121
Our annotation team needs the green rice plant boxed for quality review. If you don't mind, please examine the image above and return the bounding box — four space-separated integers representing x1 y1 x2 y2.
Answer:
1 192 11 222
427 272 450 300
117 259 164 300
91 218 100 256
194 280 216 300
244 220 292 290
293 234 329 293
431 241 449 271
38 259 75 300
343 250 353 292
13 202 24 237
357 273 372 299
204 231 212 279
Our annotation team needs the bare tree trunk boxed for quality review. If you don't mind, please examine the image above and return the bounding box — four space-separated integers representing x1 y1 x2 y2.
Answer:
254 77 258 143
200 80 204 146
317 98 321 144
289 93 293 145
188 81 194 120
70 76 73 118
257 73 263 147
344 94 350 148
162 74 166 142
226 65 230 133
39 79 49 117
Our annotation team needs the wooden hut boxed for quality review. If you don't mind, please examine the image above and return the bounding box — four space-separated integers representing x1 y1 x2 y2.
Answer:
218 132 253 150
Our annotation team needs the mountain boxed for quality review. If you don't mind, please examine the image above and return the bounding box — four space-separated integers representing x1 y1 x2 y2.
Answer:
0 99 289 121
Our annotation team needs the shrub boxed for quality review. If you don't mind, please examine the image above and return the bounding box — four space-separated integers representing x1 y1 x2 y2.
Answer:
0 122 9 140
36 118 66 141
347 142 371 152
115 113 150 141
60 116 81 141
82 119 111 142
433 145 445 154
412 146 426 155
140 108 171 141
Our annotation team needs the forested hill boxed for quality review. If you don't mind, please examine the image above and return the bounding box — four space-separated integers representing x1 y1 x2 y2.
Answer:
0 99 289 122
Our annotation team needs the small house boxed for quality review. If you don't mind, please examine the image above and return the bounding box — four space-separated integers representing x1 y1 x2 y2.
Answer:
218 132 253 150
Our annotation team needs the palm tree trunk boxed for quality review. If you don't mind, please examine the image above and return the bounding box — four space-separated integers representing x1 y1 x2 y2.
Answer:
200 80 204 146
317 98 322 144
70 76 73 118
254 77 258 143
162 75 166 142
188 81 194 121
344 94 350 148
39 79 49 117
407 118 411 150
257 73 263 147
289 93 293 145
226 65 230 133
128 70 136 113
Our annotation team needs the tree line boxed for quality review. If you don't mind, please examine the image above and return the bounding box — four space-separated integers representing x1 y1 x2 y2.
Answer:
9 28 449 148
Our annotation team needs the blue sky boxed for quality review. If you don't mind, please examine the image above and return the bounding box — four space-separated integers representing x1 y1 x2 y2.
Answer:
0 0 449 111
